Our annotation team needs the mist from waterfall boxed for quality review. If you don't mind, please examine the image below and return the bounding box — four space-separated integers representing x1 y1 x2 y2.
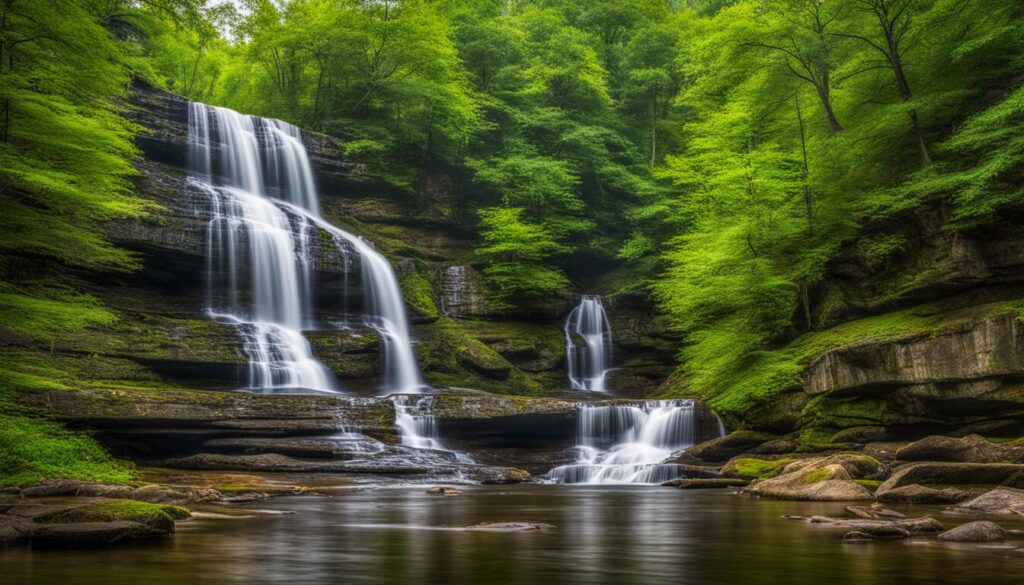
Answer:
187 101 423 394
548 400 725 484
565 295 613 392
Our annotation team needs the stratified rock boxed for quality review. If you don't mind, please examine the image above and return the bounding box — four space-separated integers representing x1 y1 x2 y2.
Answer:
662 478 748 489
947 487 1024 515
937 521 1006 542
896 434 1017 463
877 484 970 504
846 505 905 520
30 521 168 544
876 463 1024 497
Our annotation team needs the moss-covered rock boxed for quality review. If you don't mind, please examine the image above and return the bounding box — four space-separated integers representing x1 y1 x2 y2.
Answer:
37 499 186 532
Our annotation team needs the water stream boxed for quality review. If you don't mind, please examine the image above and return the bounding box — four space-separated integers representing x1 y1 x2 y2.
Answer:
548 400 724 484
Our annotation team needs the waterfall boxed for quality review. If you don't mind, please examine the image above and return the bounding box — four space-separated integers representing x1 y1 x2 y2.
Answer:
565 295 613 391
391 396 473 463
548 400 725 485
187 101 424 394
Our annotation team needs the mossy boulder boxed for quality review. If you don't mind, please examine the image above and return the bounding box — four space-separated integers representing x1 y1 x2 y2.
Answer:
36 499 187 532
721 457 795 481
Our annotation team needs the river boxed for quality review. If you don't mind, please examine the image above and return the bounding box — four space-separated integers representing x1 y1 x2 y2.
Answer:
2 485 1020 585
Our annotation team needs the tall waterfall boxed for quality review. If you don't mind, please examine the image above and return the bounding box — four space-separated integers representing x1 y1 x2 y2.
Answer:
187 101 424 393
565 295 613 391
548 400 725 484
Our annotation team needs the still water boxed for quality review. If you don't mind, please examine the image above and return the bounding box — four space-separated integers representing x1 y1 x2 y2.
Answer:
3 485 1022 585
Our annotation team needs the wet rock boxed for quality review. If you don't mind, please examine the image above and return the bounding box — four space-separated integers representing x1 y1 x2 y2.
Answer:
426 487 461 495
30 521 168 545
846 505 905 520
0 516 32 547
937 520 1006 542
877 484 970 504
471 467 531 485
947 487 1024 515
842 526 910 540
876 463 1024 497
895 434 1017 463
662 478 748 489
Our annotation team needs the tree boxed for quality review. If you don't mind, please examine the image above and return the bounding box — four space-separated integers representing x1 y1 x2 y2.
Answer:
475 207 570 302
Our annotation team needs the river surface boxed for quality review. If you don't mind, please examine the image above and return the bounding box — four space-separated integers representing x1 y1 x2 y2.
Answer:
3 485 1022 585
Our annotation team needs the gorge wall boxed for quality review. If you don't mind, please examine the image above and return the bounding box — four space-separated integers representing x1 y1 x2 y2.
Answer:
53 81 674 397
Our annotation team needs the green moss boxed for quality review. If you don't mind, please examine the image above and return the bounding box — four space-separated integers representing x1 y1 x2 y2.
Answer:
40 499 186 528
399 270 440 320
854 479 883 491
723 457 794 481
0 413 135 487
803 468 833 484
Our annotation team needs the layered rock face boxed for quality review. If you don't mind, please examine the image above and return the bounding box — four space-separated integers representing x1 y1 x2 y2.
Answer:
738 201 1024 442
84 80 675 396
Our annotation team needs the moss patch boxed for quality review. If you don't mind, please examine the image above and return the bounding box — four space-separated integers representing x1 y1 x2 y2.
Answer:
400 270 440 321
39 500 187 530
723 457 795 481
853 479 883 491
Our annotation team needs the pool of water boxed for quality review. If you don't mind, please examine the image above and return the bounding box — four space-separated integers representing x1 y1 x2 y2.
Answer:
3 485 1022 585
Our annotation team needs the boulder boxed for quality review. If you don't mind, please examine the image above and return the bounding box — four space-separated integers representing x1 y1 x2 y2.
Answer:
937 520 1006 542
779 453 881 479
947 487 1024 515
744 463 873 501
895 434 1017 463
877 484 970 504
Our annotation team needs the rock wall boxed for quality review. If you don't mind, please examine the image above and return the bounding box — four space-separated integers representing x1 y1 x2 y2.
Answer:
79 80 677 396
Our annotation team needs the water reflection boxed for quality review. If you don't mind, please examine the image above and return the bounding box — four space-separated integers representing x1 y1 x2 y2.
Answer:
2 486 1022 585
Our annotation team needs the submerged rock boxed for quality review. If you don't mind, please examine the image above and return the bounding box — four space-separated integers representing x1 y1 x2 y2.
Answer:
937 521 1006 542
805 515 944 535
842 527 910 540
463 522 554 532
426 487 461 495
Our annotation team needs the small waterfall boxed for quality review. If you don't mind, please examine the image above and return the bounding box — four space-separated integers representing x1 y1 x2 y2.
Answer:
390 396 473 463
187 100 424 394
565 295 613 392
548 400 725 485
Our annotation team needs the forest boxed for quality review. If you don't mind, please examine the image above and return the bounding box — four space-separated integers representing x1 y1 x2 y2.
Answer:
3 0 1024 579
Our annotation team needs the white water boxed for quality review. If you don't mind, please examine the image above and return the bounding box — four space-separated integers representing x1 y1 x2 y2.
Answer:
391 395 473 463
188 101 423 394
565 295 613 392
548 400 723 485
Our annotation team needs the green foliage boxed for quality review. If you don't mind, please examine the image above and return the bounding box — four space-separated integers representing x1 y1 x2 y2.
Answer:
475 207 570 302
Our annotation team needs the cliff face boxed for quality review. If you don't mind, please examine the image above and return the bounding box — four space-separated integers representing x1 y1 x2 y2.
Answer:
739 203 1024 443
84 81 675 396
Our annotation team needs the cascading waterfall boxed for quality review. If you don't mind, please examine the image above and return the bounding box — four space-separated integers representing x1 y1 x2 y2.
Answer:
187 101 424 394
391 396 473 463
565 295 613 392
548 400 725 485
